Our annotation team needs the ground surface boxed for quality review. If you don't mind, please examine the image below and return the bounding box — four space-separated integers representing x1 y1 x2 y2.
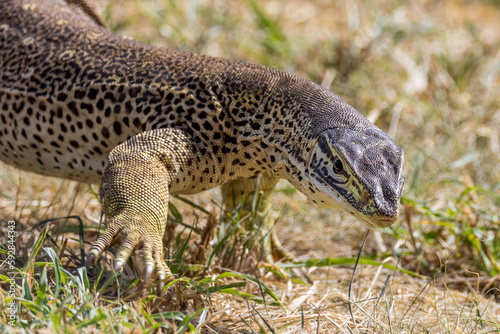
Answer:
1 0 499 332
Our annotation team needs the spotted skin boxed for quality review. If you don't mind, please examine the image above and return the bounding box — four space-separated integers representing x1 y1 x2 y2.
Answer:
0 0 404 288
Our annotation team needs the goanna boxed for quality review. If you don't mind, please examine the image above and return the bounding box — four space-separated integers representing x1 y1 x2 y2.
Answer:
0 0 404 291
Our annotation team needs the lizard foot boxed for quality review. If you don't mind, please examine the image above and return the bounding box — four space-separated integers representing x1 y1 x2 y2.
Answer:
85 129 194 294
84 222 171 295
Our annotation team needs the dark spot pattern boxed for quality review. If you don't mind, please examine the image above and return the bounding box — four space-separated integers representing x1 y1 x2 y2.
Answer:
0 0 404 232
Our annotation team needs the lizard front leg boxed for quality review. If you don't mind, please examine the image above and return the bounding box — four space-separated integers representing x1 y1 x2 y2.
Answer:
85 129 196 292
222 174 293 263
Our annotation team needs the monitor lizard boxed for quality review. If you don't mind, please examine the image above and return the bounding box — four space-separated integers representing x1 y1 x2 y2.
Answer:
0 0 404 292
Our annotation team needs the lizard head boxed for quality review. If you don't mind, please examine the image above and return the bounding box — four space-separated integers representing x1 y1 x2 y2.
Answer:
300 127 404 227
271 78 405 228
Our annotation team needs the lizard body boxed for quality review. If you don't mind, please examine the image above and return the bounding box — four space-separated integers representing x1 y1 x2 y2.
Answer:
0 0 404 287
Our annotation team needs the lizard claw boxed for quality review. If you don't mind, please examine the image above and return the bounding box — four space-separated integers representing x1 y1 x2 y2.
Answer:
85 224 120 269
157 275 165 296
86 223 172 290
84 252 96 268
139 264 153 290
111 232 165 289
113 260 123 273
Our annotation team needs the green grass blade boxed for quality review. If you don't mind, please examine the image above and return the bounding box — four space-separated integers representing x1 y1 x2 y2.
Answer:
176 308 205 334
206 281 246 293
281 257 423 278
43 247 62 298
22 224 50 271
149 311 187 321
21 275 33 302
173 194 210 214
170 227 193 274
77 266 90 292
216 272 282 307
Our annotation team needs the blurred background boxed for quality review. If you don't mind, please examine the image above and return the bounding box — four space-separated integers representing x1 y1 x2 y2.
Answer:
1 0 499 331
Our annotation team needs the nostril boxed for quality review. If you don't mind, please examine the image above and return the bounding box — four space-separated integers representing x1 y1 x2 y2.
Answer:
375 199 399 220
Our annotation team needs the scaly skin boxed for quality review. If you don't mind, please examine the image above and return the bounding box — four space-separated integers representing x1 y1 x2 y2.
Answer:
0 0 405 290
221 173 292 263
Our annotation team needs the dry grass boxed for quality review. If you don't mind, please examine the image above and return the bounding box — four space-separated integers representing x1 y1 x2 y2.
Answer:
1 0 499 332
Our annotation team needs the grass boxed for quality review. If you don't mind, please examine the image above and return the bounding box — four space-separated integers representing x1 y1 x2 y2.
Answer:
1 0 500 332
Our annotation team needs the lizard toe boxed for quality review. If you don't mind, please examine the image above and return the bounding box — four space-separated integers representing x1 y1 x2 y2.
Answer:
157 280 165 296
139 264 154 290
86 225 121 267
113 231 141 273
131 237 168 289
153 247 171 295
134 242 155 289
153 246 170 278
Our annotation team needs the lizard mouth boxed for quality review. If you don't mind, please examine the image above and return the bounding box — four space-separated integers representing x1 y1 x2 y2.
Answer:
367 215 398 228
372 217 397 227
357 214 397 228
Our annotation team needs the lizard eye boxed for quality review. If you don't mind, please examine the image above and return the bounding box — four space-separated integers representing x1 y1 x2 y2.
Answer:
333 157 343 174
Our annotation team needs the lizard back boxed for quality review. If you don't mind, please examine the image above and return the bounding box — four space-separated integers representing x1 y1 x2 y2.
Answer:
0 0 298 184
